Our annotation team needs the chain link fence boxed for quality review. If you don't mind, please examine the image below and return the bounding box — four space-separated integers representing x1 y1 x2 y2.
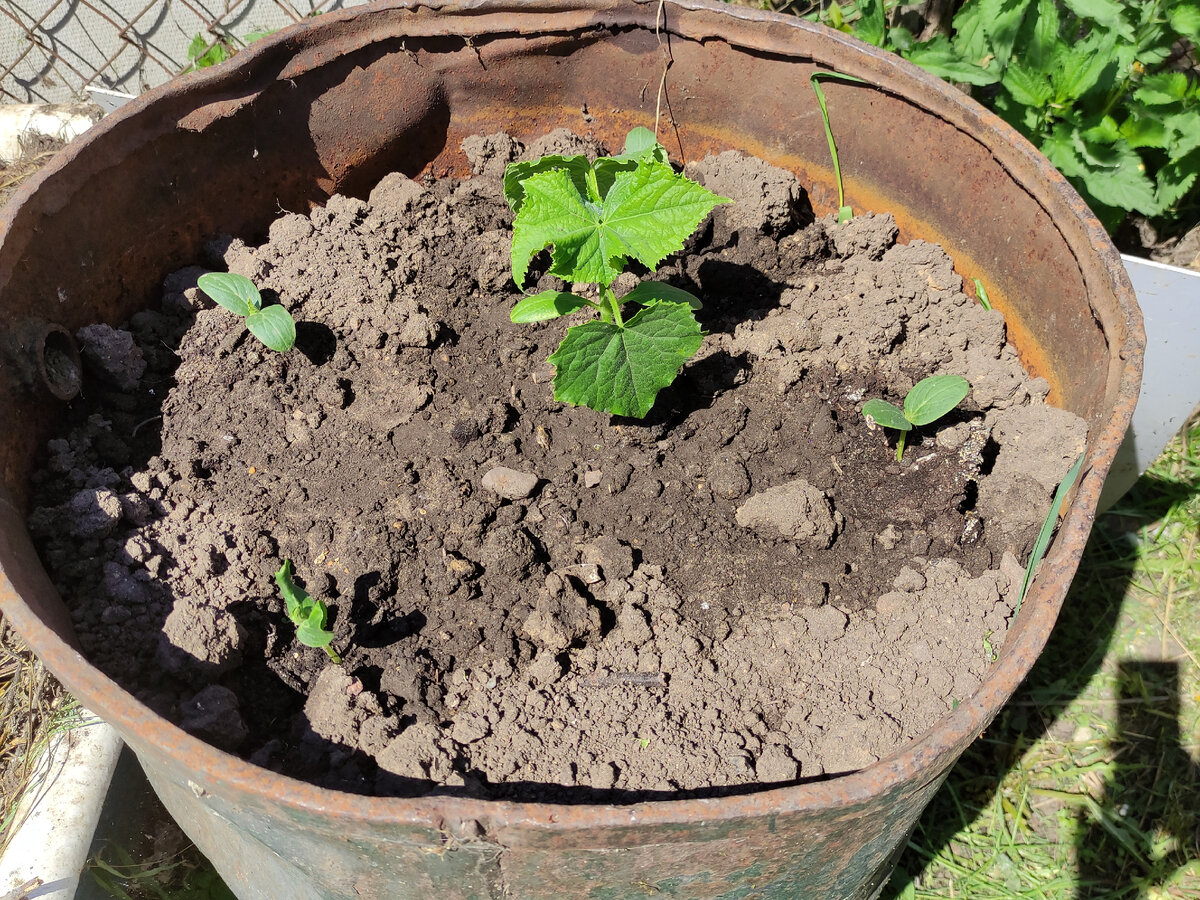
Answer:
0 0 366 105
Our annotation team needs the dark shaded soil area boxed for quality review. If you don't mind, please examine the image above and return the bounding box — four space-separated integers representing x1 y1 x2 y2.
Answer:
28 130 1087 801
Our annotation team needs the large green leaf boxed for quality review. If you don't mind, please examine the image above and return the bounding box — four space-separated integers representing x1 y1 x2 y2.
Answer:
1167 110 1200 156
853 0 887 47
1017 0 1061 72
510 161 727 290
600 160 729 273
197 272 261 317
547 301 703 418
1049 24 1117 102
903 375 971 427
510 168 614 288
503 154 594 213
1118 108 1170 150
952 0 1033 71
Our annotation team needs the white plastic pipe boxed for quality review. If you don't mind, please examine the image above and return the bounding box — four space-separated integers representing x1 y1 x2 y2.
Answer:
0 104 101 163
1099 255 1200 511
0 712 123 899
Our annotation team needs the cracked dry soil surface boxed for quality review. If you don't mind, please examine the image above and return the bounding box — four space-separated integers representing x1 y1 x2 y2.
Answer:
28 130 1087 801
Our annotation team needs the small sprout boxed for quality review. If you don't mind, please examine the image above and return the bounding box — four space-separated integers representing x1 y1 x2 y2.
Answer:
982 631 997 662
973 277 993 311
197 272 296 352
862 374 971 461
274 559 341 664
810 71 868 224
506 127 730 418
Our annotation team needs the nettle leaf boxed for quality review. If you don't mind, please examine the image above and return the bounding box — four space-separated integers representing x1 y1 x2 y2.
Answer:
1069 136 1160 214
862 398 911 432
198 272 261 317
246 305 296 352
621 281 703 310
1135 71 1190 105
1040 123 1085 176
1119 108 1170 150
854 0 888 47
1002 60 1053 107
1169 0 1200 39
1168 111 1200 156
903 375 970 426
904 36 1000 86
1156 154 1200 208
952 0 1030 71
503 154 593 213
1017 0 1061 72
548 301 704 418
1062 0 1130 34
1080 114 1120 145
510 290 596 323
1051 29 1118 102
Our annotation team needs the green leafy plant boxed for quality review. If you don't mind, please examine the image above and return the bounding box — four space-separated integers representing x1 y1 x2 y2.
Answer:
184 33 233 71
197 272 296 352
813 0 1200 234
810 71 869 224
861 373 971 460
183 28 278 73
274 560 341 664
505 127 730 418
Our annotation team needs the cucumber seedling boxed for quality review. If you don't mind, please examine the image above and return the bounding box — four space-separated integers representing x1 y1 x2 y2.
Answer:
862 374 971 461
197 272 296 352
505 127 730 418
274 559 341 664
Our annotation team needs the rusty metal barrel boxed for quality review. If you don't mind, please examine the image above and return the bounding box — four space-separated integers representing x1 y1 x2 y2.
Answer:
0 1 1142 897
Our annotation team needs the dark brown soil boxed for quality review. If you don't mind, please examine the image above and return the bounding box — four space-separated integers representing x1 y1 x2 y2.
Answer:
27 130 1087 802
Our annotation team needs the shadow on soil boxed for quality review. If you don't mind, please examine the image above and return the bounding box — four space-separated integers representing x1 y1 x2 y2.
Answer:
883 471 1200 899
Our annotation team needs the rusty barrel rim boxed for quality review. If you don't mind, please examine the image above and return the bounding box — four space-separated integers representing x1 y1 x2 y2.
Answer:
0 0 1142 835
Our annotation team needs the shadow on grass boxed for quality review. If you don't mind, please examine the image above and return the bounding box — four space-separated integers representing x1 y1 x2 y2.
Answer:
882 465 1200 900
1073 659 1199 899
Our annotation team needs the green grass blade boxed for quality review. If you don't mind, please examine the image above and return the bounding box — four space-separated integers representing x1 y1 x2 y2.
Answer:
810 72 869 219
1017 451 1086 615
